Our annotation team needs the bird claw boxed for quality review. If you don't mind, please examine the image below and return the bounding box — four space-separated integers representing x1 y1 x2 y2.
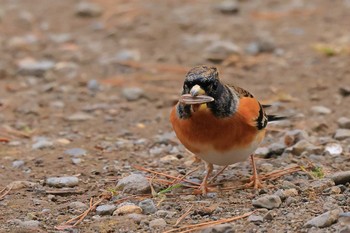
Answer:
245 176 263 189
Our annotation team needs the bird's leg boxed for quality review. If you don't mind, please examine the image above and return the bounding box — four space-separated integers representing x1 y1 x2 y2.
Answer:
208 165 228 184
246 154 263 189
185 149 202 164
200 162 213 195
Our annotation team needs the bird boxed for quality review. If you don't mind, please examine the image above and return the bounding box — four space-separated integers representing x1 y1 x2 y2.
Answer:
170 65 286 194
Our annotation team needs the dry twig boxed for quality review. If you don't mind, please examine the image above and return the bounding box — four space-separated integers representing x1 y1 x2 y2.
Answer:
0 184 13 200
174 204 194 227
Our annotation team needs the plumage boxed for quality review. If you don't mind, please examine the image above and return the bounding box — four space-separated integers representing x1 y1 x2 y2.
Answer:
170 65 285 194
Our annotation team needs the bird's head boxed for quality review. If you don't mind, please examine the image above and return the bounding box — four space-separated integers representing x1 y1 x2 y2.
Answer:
180 65 223 105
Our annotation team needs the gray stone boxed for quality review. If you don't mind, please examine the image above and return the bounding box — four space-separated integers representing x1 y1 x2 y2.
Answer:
149 218 166 230
205 40 240 62
216 0 239 14
304 209 343 228
268 142 286 156
309 179 335 192
311 106 332 115
65 148 87 157
252 195 282 209
19 220 40 228
68 201 88 211
138 199 157 214
338 117 350 129
46 176 79 187
116 174 150 194
75 2 103 17
66 112 93 121
127 213 146 224
339 86 350 97
155 210 176 218
284 129 309 146
260 163 274 172
291 140 321 156
32 138 54 150
334 129 350 140
17 58 54 76
71 158 82 165
96 204 116 215
87 79 100 91
325 143 343 156
255 147 269 157
122 87 144 101
274 188 298 200
330 171 350 185
248 215 263 222
201 223 234 233
12 160 25 168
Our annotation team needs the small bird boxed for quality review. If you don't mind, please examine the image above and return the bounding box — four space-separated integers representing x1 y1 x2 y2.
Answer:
170 65 285 194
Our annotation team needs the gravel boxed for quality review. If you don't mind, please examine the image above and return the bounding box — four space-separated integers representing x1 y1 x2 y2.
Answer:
334 129 350 140
96 204 117 216
46 176 79 187
122 87 144 101
138 199 157 214
116 174 151 194
330 171 350 185
252 195 282 209
304 208 343 228
65 148 87 157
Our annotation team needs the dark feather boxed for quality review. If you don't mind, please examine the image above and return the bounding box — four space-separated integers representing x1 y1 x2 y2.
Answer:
267 115 288 122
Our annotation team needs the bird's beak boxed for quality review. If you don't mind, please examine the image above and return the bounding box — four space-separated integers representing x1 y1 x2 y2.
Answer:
180 85 214 105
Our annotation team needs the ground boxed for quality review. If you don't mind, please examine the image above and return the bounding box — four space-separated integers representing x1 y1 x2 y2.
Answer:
0 0 350 232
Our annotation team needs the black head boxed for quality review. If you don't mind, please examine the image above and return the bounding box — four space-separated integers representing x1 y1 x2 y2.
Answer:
182 65 222 97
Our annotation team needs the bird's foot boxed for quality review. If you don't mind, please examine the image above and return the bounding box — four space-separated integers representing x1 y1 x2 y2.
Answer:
245 175 263 189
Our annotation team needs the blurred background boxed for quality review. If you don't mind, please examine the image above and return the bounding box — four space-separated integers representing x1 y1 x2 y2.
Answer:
0 0 350 231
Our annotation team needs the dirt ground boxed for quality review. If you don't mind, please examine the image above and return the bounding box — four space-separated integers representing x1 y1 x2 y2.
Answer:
1 0 350 232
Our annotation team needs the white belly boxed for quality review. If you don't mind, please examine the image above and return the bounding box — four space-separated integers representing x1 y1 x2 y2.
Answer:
197 146 256 166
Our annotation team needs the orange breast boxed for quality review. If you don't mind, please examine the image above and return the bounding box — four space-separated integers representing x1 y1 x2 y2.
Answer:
170 99 265 154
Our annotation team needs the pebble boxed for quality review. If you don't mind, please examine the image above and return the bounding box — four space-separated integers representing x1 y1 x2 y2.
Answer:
285 197 297 206
127 213 146 224
205 40 240 62
66 112 93 121
201 223 234 233
304 208 343 228
274 188 298 200
255 147 269 157
216 0 239 14
32 138 54 150
260 163 274 172
115 49 141 62
309 179 335 192
290 140 321 156
96 204 116 216
12 160 25 168
339 86 350 97
248 215 264 223
267 142 286 156
116 174 150 194
149 218 167 230
65 148 87 157
252 195 282 209
338 117 350 129
71 158 82 165
75 2 103 17
114 204 142 215
284 129 309 146
138 199 157 214
334 129 350 140
155 210 176 219
311 106 332 115
46 176 79 187
245 36 276 55
325 143 343 155
68 201 88 211
17 58 55 76
87 79 100 92
122 87 144 101
330 171 350 185
19 220 40 228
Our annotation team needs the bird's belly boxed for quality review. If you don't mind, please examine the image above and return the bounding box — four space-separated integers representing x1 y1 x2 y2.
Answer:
197 144 257 166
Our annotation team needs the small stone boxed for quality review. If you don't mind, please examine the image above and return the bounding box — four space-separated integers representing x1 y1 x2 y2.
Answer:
155 210 176 219
267 142 286 156
12 160 25 168
248 215 263 223
17 58 55 76
66 112 93 121
309 179 335 192
304 208 343 228
32 138 54 150
122 87 144 101
205 40 241 62
65 148 87 157
325 143 343 155
339 86 350 97
252 195 282 209
285 197 297 206
284 129 309 146
46 176 79 187
311 106 332 115
19 220 40 228
116 174 150 194
274 188 298 200
216 0 239 14
338 117 350 129
330 171 350 185
290 140 321 156
127 213 146 224
87 79 100 91
323 186 342 195
201 223 234 233
138 199 157 214
245 36 276 55
260 163 274 172
71 158 82 165
334 129 350 140
264 210 276 221
75 2 103 17
96 204 116 215
115 49 141 62
255 147 269 156
69 201 88 211
114 204 142 215
149 218 166 230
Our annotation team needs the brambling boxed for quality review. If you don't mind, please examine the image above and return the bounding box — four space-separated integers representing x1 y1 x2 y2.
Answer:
170 65 285 194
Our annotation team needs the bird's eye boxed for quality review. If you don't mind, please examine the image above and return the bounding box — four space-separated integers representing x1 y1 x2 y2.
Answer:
211 82 218 90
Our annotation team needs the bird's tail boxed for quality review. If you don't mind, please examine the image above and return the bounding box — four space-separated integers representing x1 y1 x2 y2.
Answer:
267 115 288 122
